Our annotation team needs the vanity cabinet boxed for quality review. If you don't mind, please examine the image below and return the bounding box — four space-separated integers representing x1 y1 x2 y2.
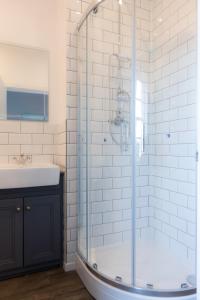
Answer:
24 195 61 267
0 198 23 272
0 174 63 280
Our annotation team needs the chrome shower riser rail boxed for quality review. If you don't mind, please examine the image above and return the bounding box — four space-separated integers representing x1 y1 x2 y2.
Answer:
77 0 106 31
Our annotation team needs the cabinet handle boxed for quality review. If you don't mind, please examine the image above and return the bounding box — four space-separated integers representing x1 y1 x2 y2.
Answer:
26 206 31 211
16 207 21 212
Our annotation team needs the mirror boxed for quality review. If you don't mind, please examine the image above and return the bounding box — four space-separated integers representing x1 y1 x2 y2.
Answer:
0 43 49 121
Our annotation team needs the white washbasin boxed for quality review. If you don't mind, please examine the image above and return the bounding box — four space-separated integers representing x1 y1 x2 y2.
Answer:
0 164 60 189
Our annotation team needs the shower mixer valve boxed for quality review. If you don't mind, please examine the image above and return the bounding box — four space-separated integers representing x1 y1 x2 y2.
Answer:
108 53 131 152
110 110 126 126
109 110 130 152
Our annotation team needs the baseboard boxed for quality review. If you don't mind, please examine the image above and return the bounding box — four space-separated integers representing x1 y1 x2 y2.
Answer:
63 261 76 272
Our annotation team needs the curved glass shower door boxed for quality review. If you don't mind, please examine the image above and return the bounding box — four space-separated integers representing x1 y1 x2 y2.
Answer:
77 0 197 296
86 0 135 286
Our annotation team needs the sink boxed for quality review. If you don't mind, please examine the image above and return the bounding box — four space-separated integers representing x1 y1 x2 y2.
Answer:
0 164 60 189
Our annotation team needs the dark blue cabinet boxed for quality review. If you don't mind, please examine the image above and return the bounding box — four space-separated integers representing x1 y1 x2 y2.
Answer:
24 195 61 267
0 174 63 280
0 198 23 272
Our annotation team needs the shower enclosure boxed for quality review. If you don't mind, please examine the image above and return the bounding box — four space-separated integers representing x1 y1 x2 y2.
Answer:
77 0 197 298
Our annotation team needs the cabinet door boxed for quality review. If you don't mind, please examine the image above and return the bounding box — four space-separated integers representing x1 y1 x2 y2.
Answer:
24 195 61 267
0 198 23 272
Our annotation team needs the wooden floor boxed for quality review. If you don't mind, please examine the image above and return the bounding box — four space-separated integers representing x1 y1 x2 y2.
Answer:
0 268 94 300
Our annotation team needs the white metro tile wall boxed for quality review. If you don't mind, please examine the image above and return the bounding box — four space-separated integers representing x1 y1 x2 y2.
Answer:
0 120 54 163
0 120 67 167
149 0 197 264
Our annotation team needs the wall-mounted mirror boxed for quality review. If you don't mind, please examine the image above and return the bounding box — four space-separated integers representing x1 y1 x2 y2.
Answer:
0 43 49 121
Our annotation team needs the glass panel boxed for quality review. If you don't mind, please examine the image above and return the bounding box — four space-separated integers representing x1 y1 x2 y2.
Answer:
77 21 88 260
87 0 134 286
135 0 197 291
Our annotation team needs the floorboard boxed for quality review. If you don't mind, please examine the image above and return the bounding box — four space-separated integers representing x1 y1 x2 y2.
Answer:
0 268 94 300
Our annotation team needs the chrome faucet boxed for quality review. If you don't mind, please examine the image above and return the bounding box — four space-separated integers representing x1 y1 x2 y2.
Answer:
13 154 32 165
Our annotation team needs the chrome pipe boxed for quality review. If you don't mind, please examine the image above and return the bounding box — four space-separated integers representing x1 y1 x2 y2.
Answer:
77 0 106 32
